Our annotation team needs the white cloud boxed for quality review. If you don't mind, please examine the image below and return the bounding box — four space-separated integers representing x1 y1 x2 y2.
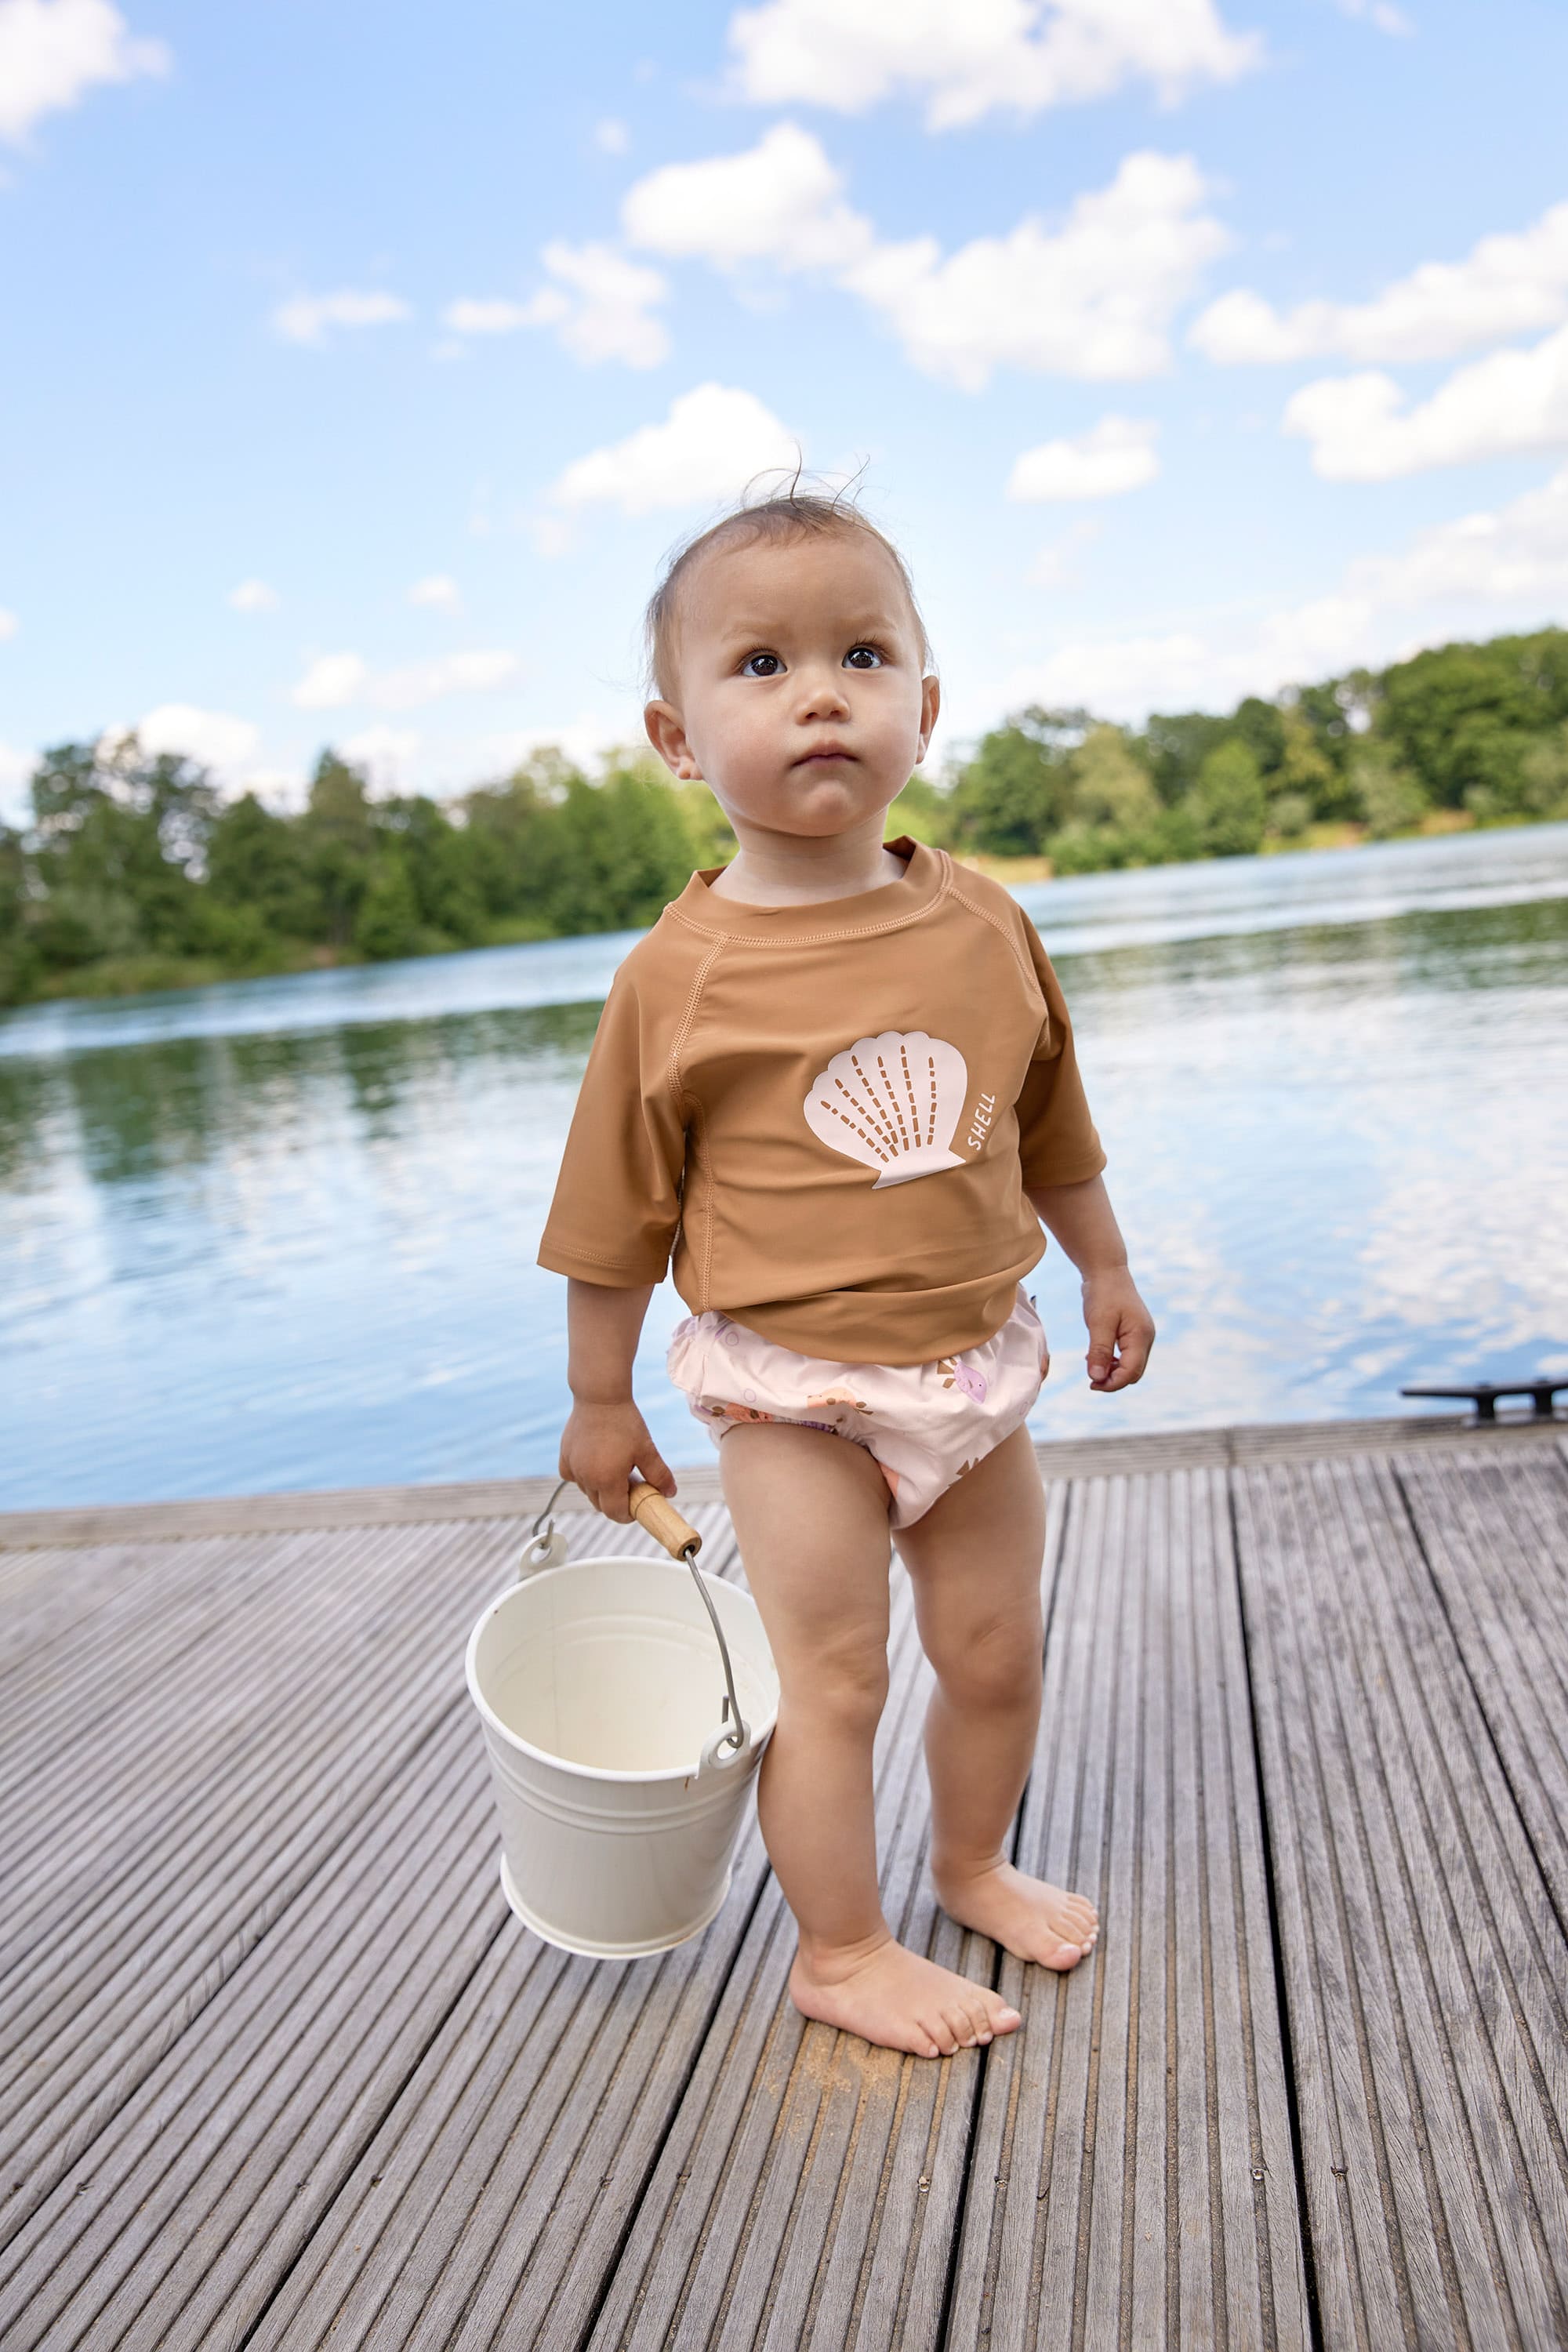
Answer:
444 298 543 335
1333 0 1412 33
289 648 519 711
1008 416 1160 500
473 717 633 774
849 151 1228 387
1284 321 1568 481
622 122 873 272
0 607 17 638
1004 630 1213 717
342 724 420 783
133 703 262 771
445 241 668 368
372 651 518 709
548 382 798 515
408 573 459 609
227 577 278 612
0 0 169 143
271 289 412 346
594 116 630 154
1350 463 1568 605
724 0 1261 129
1192 200 1568 366
995 459 1568 717
292 652 369 709
624 136 1229 389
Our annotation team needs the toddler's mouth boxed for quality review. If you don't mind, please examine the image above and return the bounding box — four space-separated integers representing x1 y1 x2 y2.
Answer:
796 742 855 766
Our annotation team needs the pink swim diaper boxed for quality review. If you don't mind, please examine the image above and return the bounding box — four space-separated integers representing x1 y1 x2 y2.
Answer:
666 1287 1049 1530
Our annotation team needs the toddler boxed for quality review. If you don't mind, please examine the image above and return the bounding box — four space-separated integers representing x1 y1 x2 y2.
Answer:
539 488 1155 2060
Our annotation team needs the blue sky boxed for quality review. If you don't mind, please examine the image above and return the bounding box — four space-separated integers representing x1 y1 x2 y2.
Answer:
3 0 1568 820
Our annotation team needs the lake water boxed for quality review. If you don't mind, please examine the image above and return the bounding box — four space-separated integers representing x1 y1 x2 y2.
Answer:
3 826 1566 1511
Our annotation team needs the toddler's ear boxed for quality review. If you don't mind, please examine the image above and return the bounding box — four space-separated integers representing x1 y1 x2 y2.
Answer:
915 672 942 763
644 699 700 781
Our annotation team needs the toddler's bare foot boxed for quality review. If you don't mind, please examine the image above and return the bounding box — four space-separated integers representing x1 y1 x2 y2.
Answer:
789 1932 1022 2060
932 1857 1098 1971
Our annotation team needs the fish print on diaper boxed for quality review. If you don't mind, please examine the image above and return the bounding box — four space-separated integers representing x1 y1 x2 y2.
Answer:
938 1356 989 1403
806 1386 873 1412
804 1030 969 1189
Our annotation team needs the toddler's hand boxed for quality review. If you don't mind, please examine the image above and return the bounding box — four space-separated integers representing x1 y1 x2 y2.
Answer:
558 1398 678 1522
1082 1271 1156 1392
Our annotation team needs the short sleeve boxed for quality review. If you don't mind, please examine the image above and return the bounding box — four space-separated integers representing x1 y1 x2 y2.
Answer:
1013 916 1107 1187
535 966 687 1287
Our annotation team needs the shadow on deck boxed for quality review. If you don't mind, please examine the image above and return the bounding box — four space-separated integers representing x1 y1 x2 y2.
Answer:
1 1414 1566 2350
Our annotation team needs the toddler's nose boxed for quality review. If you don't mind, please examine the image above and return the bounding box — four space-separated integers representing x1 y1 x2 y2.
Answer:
795 666 851 723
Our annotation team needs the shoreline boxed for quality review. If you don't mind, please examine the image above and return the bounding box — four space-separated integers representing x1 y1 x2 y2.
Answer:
2 1405 1560 1541
5 806 1543 1014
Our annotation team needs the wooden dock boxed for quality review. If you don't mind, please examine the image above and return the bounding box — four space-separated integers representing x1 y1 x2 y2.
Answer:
2 1413 1566 2350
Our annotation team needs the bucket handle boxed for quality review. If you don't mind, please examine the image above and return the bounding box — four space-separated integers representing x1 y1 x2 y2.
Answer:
524 1479 750 1764
628 1483 750 1767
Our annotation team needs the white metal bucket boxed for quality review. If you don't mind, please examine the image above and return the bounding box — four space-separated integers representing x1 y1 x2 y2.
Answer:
465 1491 779 1958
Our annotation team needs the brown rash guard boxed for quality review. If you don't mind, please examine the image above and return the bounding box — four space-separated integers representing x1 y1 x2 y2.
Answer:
536 837 1106 1366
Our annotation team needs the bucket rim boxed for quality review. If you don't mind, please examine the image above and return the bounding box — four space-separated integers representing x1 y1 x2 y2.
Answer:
463 1553 779 1786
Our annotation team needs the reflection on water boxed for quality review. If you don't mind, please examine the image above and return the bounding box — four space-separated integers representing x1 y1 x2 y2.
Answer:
2 826 1566 1508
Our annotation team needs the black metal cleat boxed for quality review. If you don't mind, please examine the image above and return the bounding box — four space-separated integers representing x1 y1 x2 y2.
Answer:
1401 1377 1567 1422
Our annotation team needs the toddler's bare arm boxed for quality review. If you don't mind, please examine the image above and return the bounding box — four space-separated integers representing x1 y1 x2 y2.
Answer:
1025 1174 1156 1392
557 1276 678 1520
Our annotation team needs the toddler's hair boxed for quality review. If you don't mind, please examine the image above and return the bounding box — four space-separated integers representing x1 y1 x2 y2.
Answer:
643 474 931 700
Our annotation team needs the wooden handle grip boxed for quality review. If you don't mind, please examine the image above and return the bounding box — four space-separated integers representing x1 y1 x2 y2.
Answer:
628 1482 703 1560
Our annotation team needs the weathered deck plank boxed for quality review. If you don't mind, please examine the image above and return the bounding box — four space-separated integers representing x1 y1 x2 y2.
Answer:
0 1515 759 2352
581 1509 1038 2352
0 1517 519 2232
2 1419 1566 2349
949 1468 1310 2350
0 1508 720 2248
1236 1454 1568 2351
1395 1450 1568 1926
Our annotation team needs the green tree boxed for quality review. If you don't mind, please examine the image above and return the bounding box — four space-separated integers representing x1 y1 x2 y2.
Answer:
1376 631 1568 810
354 851 425 960
543 764 697 935
375 793 486 946
1516 722 1568 818
946 708 1083 853
206 792 315 938
1137 712 1232 805
298 750 376 947
1266 792 1314 843
1190 739 1268 856
460 757 569 929
27 735 216 961
1350 745 1429 837
1229 695 1287 779
0 822 38 1005
1274 703 1338 821
1065 724 1162 833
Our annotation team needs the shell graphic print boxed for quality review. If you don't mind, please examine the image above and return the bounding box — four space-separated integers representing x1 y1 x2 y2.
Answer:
803 1030 969 1189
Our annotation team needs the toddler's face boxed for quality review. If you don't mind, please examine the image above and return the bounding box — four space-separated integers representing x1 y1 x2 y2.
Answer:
644 532 938 843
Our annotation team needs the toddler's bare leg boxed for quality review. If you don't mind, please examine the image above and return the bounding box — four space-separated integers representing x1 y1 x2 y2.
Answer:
895 1423 1099 1969
719 1420 1023 2060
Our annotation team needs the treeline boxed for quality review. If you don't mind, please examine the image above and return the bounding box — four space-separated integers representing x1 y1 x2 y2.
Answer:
0 741 733 1006
894 625 1568 872
3 627 1567 1006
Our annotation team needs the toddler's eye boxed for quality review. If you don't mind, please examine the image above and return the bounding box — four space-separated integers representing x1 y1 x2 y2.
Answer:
739 652 783 677
844 645 884 669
